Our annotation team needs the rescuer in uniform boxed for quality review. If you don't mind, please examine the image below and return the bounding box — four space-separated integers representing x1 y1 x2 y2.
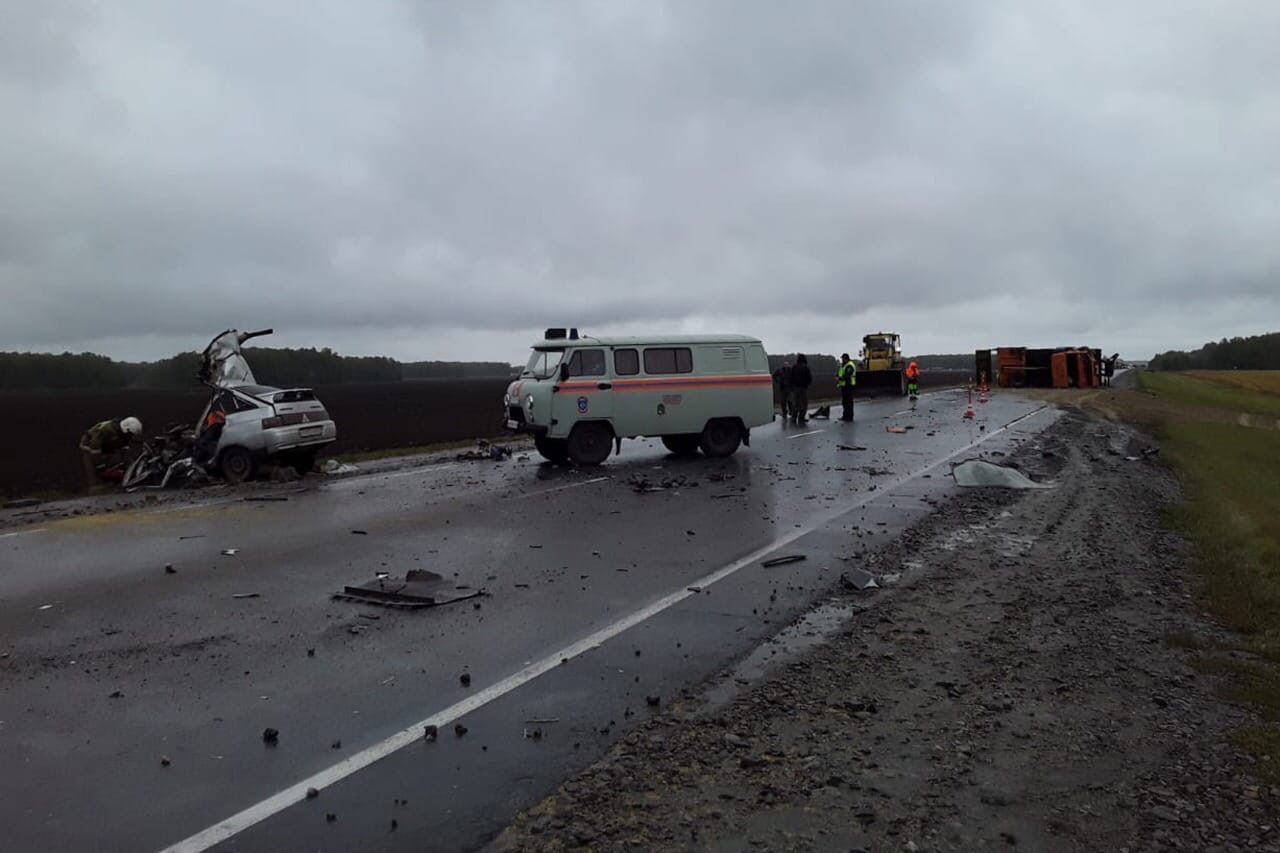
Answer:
837 353 857 422
772 359 794 421
905 360 921 409
790 354 813 424
79 416 142 490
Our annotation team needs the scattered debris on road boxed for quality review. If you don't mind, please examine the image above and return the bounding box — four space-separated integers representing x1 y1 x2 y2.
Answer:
334 569 486 609
220 548 239 556
839 568 879 590
232 593 260 599
837 444 868 451
456 440 514 462
952 459 1053 489
321 459 359 475
761 555 806 568
262 727 279 745
164 564 176 574
306 787 319 800
351 529 368 535
460 672 472 687
243 496 289 502
627 473 699 493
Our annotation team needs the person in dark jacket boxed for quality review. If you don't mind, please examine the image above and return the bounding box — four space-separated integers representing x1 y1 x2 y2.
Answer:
772 360 794 420
790 354 813 424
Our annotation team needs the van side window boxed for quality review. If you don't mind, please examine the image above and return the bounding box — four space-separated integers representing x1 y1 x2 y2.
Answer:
614 349 639 376
567 349 606 377
643 347 693 375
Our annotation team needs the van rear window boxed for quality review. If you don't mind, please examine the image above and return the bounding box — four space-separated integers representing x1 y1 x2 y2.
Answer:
643 348 693 375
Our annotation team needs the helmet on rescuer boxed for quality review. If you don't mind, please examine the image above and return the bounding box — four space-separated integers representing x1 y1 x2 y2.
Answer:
120 417 143 438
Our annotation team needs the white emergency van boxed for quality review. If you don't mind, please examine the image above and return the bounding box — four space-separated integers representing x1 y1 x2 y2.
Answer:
504 329 774 465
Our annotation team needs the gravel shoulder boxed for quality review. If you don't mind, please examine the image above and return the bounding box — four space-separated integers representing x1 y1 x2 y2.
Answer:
495 408 1280 852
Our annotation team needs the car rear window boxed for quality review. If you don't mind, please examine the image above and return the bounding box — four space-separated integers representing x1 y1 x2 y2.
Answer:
643 347 693 375
273 389 316 403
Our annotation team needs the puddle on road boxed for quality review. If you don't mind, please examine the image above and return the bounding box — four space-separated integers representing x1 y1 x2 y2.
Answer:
699 601 856 714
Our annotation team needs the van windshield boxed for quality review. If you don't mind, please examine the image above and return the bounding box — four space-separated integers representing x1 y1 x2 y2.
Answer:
522 348 565 379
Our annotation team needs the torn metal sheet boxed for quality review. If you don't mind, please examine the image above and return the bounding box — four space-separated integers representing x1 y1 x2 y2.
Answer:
333 569 486 609
762 555 806 568
951 459 1052 489
839 569 879 590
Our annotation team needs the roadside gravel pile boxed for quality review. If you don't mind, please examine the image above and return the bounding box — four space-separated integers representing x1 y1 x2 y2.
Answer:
496 410 1279 852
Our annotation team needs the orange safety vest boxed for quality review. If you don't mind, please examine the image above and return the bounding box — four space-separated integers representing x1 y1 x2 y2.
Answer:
906 363 919 380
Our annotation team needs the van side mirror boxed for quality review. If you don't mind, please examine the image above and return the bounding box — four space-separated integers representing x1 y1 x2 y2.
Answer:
559 363 570 382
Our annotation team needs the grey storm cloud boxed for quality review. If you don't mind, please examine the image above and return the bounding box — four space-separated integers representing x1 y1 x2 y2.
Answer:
1 0 1278 363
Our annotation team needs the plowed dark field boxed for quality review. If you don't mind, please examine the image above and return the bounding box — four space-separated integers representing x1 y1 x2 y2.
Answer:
1 372 966 498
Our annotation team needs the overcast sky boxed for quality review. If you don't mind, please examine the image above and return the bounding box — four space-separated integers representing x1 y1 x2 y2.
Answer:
2 1 1277 364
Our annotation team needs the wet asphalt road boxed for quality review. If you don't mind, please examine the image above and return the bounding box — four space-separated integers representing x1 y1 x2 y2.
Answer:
0 389 1056 852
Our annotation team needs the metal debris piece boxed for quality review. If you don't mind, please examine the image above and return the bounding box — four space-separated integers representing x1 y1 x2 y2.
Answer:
839 569 879 591
762 555 806 568
333 569 487 609
952 460 1052 490
351 530 368 535
525 717 560 724
221 548 239 556
885 426 909 434
232 593 260 599
837 444 868 451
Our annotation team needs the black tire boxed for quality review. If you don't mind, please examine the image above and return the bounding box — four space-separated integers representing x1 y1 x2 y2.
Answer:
699 419 742 458
661 434 701 457
219 446 256 484
534 434 569 464
566 423 612 466
289 450 318 477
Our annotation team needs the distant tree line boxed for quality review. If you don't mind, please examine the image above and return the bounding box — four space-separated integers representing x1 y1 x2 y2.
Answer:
0 348 514 391
403 361 517 379
1150 332 1280 371
910 354 973 370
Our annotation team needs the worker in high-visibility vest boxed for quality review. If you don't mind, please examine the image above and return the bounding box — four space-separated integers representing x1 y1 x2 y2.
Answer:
905 360 920 409
836 353 857 422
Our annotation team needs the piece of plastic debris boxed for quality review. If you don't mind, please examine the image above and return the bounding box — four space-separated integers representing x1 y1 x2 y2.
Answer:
38 604 53 611
262 727 279 745
351 530 368 535
233 593 260 599
951 459 1052 489
221 549 239 556
839 569 879 591
886 426 909 434
454 723 468 737
460 673 471 687
762 555 806 568
164 564 176 574
160 756 171 767
423 725 438 742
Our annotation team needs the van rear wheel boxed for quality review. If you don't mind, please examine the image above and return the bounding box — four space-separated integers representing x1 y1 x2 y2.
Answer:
534 434 569 464
567 423 612 466
699 419 742 458
661 434 701 457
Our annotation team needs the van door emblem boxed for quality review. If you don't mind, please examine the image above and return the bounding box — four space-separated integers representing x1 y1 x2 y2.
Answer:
577 396 589 413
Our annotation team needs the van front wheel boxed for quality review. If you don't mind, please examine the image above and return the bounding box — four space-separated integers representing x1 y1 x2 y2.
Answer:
699 419 742 458
534 435 569 464
567 423 612 466
661 434 701 457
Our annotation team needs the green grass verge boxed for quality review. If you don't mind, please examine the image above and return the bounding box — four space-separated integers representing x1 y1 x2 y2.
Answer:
1141 371 1280 418
1136 372 1280 776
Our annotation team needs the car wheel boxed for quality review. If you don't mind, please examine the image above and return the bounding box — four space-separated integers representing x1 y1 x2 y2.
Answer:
699 419 742 458
661 434 701 457
534 435 570 464
567 423 612 466
219 446 256 484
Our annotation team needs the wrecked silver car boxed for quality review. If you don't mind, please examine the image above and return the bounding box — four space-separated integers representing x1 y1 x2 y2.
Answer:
195 329 338 483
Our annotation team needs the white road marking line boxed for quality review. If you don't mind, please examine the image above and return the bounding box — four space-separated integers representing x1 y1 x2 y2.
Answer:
160 404 1053 853
786 429 823 439
0 528 45 540
509 476 609 500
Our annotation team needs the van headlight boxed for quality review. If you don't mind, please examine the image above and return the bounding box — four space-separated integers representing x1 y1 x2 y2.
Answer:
524 394 534 411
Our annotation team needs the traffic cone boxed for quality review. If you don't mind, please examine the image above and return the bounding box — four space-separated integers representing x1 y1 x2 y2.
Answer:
963 384 976 419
